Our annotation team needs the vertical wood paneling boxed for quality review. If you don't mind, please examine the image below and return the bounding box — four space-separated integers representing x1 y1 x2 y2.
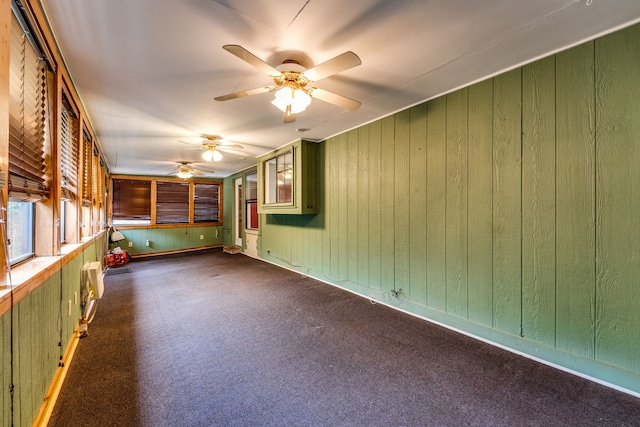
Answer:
425 98 447 310
521 57 557 345
329 136 341 279
445 89 469 317
357 126 370 287
380 116 396 291
492 69 522 334
555 41 596 358
467 79 494 326
1 311 9 426
347 130 359 282
337 133 349 280
254 22 640 390
322 140 332 276
594 25 640 373
394 110 411 294
409 104 428 305
368 121 382 290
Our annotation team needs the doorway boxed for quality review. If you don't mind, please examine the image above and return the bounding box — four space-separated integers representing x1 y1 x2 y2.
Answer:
235 177 242 247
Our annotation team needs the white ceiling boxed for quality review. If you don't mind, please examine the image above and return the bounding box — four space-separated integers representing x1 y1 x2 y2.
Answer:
41 0 640 178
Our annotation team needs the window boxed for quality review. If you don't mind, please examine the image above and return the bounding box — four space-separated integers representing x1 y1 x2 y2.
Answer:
112 179 151 225
8 8 52 264
245 172 258 230
194 183 220 223
60 93 79 201
7 201 35 264
156 181 189 224
263 149 293 204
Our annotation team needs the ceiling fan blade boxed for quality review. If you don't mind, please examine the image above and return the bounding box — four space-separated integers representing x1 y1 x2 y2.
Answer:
303 51 361 82
309 87 361 111
223 45 281 77
214 86 275 101
218 147 251 157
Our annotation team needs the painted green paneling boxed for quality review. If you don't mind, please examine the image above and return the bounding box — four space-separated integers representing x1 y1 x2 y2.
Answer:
492 69 522 335
555 41 596 359
255 22 640 393
380 116 396 291
467 79 494 326
368 120 382 291
347 130 359 283
117 225 222 256
521 56 557 346
594 24 640 374
357 126 370 287
1 240 103 427
445 89 469 317
408 104 427 305
425 97 447 310
394 109 411 295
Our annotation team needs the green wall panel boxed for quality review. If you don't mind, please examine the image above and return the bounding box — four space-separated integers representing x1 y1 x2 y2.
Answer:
467 79 494 326
1 240 102 427
555 41 597 359
256 22 640 393
594 24 640 374
521 56 557 346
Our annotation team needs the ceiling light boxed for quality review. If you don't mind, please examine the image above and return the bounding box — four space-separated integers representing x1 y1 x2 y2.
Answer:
202 148 223 162
271 87 311 114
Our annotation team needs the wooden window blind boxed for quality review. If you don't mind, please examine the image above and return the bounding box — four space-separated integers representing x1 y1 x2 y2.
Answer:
112 179 151 221
194 183 220 223
81 130 92 206
8 12 50 201
60 93 79 200
156 181 189 224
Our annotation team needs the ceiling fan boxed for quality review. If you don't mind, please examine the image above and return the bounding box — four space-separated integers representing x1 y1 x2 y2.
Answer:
214 45 362 123
170 161 215 179
179 134 251 162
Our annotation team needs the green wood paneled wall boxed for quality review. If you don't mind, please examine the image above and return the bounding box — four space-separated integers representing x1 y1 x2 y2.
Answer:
258 23 640 393
1 238 102 426
112 226 222 256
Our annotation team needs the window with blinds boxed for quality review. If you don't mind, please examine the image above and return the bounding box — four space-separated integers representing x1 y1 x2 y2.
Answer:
156 181 190 224
60 93 79 200
112 179 151 224
81 129 93 206
194 183 220 223
8 12 50 202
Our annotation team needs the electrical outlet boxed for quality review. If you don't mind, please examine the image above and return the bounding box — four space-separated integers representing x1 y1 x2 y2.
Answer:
200 234 204 240
68 300 72 317
145 239 150 247
215 229 219 239
128 241 133 247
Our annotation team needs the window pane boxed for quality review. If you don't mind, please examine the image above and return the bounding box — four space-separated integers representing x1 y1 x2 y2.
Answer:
194 183 220 222
8 201 34 264
112 179 151 224
156 181 189 224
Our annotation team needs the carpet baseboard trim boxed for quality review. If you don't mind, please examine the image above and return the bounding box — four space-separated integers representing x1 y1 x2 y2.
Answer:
33 328 81 427
258 254 640 399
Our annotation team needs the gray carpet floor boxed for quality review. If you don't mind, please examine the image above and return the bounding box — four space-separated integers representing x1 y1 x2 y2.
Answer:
49 248 640 426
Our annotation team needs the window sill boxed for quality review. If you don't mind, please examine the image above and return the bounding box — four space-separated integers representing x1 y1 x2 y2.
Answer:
0 232 105 317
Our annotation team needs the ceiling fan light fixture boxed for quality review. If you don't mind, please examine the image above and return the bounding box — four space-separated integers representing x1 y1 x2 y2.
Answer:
271 87 311 114
202 148 223 162
177 170 192 179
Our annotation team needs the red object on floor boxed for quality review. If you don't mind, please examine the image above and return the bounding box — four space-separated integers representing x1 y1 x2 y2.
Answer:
106 251 129 267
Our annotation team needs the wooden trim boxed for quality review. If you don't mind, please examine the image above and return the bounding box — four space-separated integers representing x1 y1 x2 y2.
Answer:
129 244 222 259
32 329 81 427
